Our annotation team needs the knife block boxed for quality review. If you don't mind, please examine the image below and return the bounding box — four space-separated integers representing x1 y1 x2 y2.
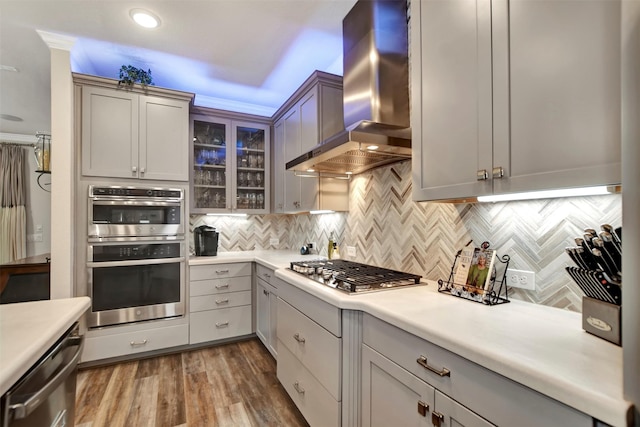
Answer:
582 296 621 346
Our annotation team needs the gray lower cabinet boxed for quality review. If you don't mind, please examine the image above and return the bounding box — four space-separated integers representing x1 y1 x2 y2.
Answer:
276 277 342 427
189 263 252 344
362 314 592 427
255 264 278 358
362 344 493 427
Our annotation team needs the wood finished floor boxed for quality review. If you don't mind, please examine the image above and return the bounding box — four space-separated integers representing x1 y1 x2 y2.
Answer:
75 338 309 427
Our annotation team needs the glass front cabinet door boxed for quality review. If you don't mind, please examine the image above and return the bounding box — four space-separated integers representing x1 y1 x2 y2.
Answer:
191 115 270 214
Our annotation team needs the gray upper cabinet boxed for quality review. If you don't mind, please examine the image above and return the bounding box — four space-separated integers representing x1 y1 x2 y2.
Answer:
411 0 621 202
76 74 193 181
272 71 348 213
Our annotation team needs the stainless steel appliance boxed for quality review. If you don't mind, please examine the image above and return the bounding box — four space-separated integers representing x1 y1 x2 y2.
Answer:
86 185 186 328
194 225 219 256
286 0 411 175
88 185 183 239
1 323 83 427
86 240 186 328
289 259 421 293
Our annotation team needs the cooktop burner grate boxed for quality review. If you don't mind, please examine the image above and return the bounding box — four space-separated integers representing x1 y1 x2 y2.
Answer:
289 259 422 293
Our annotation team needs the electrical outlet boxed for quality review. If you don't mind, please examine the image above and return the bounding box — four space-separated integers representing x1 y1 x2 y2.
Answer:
269 238 279 246
506 268 535 290
346 245 356 257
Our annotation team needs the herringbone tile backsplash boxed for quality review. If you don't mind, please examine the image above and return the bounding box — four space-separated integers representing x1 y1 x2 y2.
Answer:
191 160 621 312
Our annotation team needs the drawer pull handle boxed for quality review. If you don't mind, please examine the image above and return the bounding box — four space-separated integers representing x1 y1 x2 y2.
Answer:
263 273 271 279
417 356 450 377
215 298 229 305
216 321 229 328
130 339 148 347
263 289 269 296
418 400 429 417
215 283 230 289
293 333 306 344
293 381 305 394
216 269 230 274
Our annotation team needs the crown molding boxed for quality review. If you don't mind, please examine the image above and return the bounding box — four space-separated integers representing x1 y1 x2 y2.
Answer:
36 30 76 51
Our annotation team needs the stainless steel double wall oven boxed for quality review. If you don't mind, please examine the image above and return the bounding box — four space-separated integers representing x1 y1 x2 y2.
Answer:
86 185 186 328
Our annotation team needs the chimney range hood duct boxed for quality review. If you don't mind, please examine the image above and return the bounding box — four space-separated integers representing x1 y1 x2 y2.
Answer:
286 0 411 175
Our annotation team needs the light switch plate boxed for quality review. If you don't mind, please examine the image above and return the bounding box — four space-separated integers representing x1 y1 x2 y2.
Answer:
346 246 356 257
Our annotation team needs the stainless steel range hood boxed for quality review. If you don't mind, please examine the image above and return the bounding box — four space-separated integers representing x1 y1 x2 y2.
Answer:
286 0 410 175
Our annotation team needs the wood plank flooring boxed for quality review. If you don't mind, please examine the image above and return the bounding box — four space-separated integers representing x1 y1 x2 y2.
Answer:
75 338 309 427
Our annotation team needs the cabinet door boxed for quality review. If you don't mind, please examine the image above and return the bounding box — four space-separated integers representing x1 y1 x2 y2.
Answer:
81 86 139 179
298 88 320 211
283 107 303 211
268 287 278 358
273 118 286 213
434 391 494 427
256 279 270 346
492 0 621 194
139 95 189 181
411 0 493 201
191 115 232 213
362 344 434 427
233 121 270 213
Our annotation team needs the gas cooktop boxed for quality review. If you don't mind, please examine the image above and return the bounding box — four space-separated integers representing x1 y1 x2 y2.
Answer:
289 259 422 293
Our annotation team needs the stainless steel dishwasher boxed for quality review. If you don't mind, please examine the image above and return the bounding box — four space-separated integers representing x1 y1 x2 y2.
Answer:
1 323 83 427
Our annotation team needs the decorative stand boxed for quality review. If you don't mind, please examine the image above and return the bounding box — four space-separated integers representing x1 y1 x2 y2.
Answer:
438 246 511 306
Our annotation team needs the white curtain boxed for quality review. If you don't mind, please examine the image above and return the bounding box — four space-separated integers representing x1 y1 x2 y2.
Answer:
0 144 27 263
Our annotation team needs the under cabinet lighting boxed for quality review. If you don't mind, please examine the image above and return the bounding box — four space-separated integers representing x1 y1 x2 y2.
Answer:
310 210 335 215
206 213 247 217
130 9 160 28
477 186 615 203
367 145 379 151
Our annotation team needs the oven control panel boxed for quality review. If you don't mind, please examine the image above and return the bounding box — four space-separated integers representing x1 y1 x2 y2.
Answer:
92 243 182 262
90 186 183 199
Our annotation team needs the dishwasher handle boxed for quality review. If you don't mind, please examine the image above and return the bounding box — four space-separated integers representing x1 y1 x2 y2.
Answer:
8 335 83 420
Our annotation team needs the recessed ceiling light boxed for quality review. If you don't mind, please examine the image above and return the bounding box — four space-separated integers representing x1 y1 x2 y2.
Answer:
0 65 19 72
130 9 160 29
1 114 23 122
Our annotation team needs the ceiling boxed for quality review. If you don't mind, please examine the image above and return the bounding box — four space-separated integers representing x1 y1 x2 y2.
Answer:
0 0 357 136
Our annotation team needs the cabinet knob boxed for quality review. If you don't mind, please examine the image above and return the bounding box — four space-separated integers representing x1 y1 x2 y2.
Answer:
140 167 145 175
263 289 269 296
293 381 305 394
293 333 306 344
432 411 445 427
492 166 504 179
418 400 429 417
132 166 137 174
476 169 488 181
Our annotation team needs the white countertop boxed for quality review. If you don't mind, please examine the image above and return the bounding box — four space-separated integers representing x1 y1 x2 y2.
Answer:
191 251 632 426
0 297 91 396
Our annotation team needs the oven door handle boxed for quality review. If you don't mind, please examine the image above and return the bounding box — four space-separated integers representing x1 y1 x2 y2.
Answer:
8 333 83 420
87 257 185 268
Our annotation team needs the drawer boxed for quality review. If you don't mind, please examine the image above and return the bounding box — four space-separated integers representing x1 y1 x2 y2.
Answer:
255 264 275 285
277 298 341 400
277 341 341 427
190 290 252 312
189 305 252 344
190 276 251 296
81 324 188 363
362 314 591 427
189 263 251 281
275 275 341 337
